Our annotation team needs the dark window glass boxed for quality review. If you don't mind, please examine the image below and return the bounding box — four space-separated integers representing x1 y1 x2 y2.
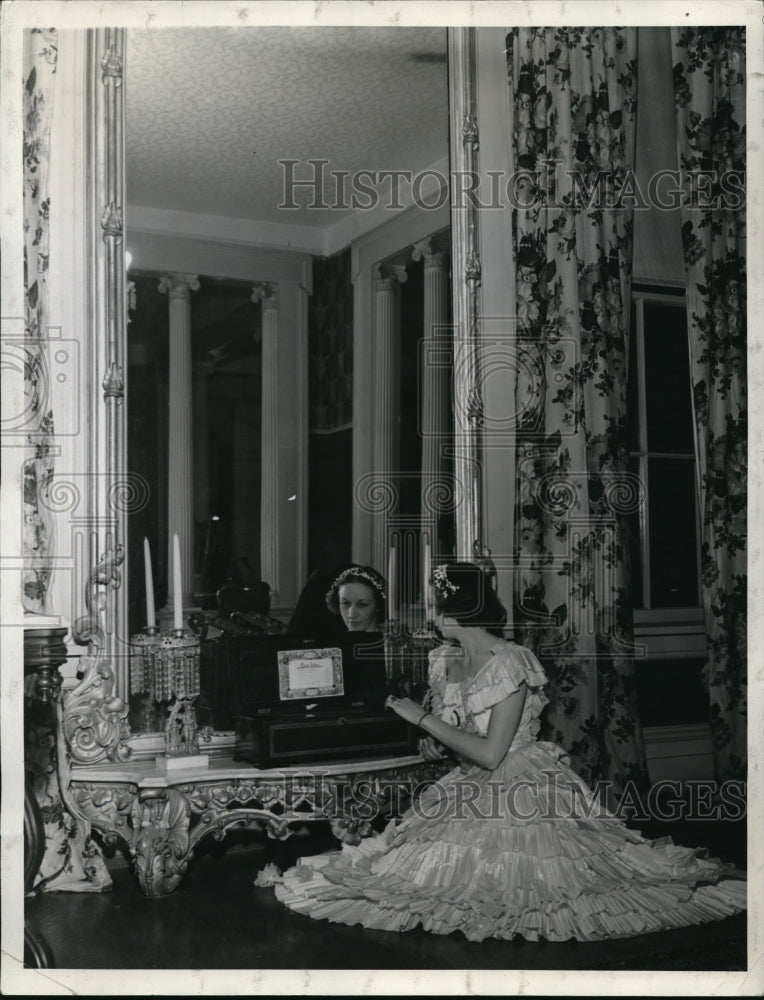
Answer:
627 301 639 451
648 457 699 606
634 658 708 726
644 302 694 453
627 454 644 607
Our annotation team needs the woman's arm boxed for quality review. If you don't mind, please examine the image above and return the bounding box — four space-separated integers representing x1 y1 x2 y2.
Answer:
386 687 527 771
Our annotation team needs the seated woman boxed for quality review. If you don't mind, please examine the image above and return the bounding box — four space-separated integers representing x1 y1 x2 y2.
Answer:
325 565 387 633
266 561 746 943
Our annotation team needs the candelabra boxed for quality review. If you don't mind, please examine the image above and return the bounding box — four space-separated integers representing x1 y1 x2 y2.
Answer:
383 620 438 700
129 627 206 767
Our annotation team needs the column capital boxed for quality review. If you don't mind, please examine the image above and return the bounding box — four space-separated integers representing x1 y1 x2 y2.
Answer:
251 281 278 309
373 263 408 291
158 272 200 298
412 238 449 270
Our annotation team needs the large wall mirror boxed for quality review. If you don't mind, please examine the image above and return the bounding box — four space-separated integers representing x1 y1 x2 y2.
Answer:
119 26 478 728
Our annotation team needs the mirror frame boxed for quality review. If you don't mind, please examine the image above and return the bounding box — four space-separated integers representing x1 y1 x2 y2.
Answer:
65 25 483 763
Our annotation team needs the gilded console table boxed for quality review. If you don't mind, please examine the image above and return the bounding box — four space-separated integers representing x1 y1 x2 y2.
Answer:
70 754 448 898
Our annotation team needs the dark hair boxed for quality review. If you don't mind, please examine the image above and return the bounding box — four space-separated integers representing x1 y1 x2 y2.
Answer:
325 565 387 623
432 561 507 638
287 564 350 638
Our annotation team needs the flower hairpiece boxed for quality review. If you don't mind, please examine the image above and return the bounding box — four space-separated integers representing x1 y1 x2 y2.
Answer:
330 566 387 600
433 564 459 597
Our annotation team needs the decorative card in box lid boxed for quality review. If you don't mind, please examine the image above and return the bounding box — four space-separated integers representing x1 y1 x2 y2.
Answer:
225 631 389 719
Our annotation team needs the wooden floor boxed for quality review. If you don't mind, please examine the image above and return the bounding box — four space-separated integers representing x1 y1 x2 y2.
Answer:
25 814 747 974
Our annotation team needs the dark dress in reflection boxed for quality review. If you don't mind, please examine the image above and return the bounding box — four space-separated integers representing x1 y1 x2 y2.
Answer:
287 565 350 640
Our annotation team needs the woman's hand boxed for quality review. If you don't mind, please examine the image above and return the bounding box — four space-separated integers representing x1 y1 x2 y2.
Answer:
385 694 426 726
418 735 447 761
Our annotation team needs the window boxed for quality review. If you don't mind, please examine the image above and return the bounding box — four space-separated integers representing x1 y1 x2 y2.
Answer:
627 286 705 663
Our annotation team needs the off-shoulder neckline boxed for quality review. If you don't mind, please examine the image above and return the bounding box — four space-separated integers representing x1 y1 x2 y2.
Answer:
439 640 518 689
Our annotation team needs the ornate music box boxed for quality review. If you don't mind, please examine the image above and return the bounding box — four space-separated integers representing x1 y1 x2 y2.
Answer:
226 632 418 766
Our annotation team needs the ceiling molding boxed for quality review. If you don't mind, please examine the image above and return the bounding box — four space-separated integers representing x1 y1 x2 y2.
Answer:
324 155 451 258
128 151 451 261
127 228 313 291
350 197 451 282
127 204 328 257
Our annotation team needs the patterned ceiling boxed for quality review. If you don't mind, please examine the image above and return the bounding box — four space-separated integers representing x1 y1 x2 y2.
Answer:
126 27 449 232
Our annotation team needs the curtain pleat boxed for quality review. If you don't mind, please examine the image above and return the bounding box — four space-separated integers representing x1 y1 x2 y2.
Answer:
23 28 58 612
507 27 649 793
670 27 747 782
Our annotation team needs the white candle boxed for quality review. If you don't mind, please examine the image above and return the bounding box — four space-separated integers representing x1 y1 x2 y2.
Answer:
173 532 183 632
387 542 397 622
423 535 433 621
143 537 156 628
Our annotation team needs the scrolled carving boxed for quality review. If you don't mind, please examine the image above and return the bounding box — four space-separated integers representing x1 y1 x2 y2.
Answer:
251 281 278 307
373 263 408 289
131 789 191 898
195 808 291 846
102 361 124 400
465 248 482 286
467 384 484 427
67 757 452 896
100 201 123 241
411 237 432 263
158 272 201 297
462 112 479 150
70 781 139 842
66 544 130 764
62 653 131 764
71 544 125 654
100 43 123 82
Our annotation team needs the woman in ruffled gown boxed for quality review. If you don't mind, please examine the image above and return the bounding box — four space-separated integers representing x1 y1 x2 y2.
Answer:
271 562 746 942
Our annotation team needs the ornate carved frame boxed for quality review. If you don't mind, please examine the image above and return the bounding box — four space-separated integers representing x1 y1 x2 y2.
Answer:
447 28 484 560
63 27 483 765
63 28 130 765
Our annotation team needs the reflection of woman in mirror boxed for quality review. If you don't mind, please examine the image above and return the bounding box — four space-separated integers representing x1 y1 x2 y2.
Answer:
286 564 349 638
326 565 386 632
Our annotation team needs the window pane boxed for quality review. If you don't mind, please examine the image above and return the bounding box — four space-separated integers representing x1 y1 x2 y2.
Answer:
635 658 709 726
627 455 644 607
644 301 694 453
627 300 639 451
648 457 699 607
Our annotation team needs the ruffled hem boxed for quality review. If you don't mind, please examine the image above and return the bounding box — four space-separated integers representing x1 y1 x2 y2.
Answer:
271 741 746 942
274 852 746 943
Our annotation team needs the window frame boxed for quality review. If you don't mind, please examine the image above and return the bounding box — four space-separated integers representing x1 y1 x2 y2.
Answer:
629 284 705 659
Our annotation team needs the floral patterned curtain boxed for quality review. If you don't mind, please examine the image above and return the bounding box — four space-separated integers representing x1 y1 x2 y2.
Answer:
25 701 112 893
23 30 113 894
671 28 747 782
507 27 649 793
23 28 58 612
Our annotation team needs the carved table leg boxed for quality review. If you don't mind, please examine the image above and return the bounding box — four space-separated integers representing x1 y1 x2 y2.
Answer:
129 789 192 898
